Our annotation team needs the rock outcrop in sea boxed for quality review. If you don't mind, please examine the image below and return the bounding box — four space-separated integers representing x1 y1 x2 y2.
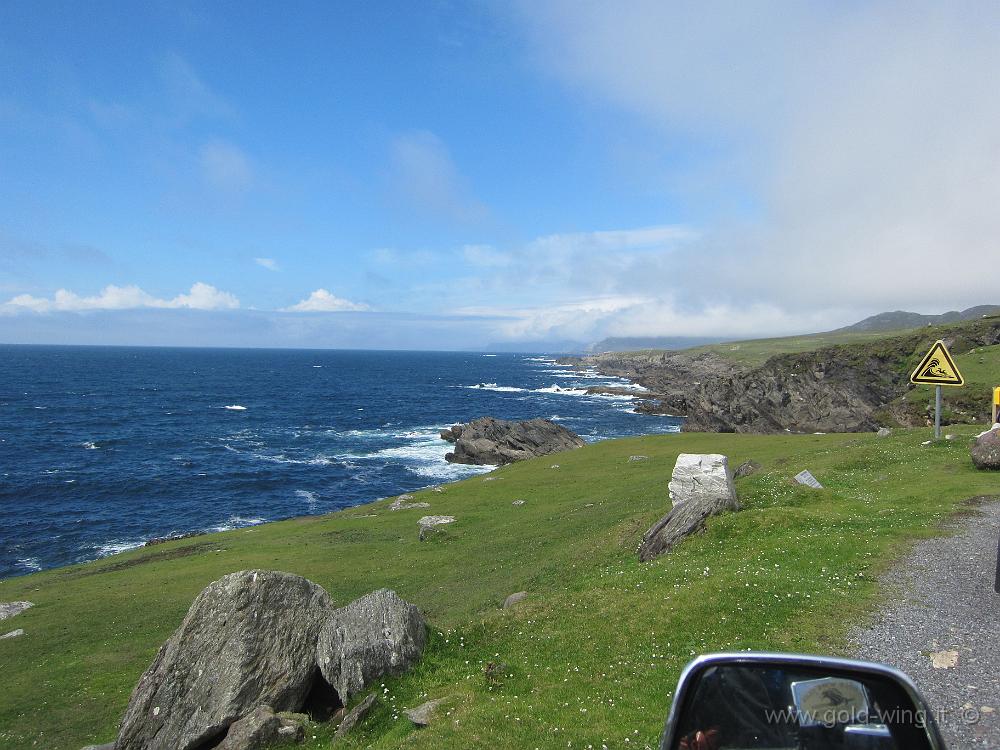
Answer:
440 416 585 465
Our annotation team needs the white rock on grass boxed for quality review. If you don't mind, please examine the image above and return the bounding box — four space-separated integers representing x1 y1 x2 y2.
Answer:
418 516 456 541
667 453 736 508
0 601 33 621
640 453 740 562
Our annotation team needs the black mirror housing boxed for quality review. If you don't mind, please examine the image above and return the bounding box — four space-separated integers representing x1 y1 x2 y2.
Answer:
660 652 946 750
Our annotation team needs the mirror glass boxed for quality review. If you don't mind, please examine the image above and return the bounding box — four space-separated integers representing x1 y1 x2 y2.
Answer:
670 663 934 750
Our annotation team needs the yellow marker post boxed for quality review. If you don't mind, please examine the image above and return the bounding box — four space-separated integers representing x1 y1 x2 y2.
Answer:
993 386 1000 424
910 340 965 439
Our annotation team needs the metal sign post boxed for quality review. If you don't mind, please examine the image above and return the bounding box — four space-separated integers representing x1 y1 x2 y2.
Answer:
935 385 942 439
909 339 964 440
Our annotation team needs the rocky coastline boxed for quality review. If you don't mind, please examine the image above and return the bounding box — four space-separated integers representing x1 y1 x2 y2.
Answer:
562 318 1000 434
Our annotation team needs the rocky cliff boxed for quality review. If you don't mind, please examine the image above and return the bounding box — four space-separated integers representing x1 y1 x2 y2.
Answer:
569 319 1000 434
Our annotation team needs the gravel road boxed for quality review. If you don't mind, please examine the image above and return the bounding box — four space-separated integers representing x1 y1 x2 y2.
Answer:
849 496 1000 748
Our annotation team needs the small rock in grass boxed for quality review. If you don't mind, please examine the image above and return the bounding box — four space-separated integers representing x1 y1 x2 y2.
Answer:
876 427 892 437
335 693 377 738
390 497 431 512
512 499 525 506
80 744 115 750
405 698 446 727
1 628 24 639
0 601 33 621
418 515 456 541
628 455 648 462
733 460 761 479
503 591 528 609
550 464 560 469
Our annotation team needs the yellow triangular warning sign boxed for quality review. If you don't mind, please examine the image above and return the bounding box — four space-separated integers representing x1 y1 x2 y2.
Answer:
910 340 964 386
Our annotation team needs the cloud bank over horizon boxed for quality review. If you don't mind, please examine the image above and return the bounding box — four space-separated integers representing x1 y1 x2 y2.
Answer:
500 0 1000 339
2 3 999 349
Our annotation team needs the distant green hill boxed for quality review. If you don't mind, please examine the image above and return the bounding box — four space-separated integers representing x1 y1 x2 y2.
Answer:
837 305 1000 333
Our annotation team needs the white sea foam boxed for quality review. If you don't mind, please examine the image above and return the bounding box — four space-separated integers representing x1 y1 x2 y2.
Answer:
82 441 99 450
223 404 248 411
17 557 42 572
464 383 527 392
524 356 558 363
482 354 497 357
96 540 145 557
295 489 320 511
534 384 590 396
312 365 323 368
208 515 266 533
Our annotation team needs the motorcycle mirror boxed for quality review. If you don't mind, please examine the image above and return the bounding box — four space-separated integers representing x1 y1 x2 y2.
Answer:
659 652 945 750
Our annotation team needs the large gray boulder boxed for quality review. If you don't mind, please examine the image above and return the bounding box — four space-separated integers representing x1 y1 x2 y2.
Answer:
115 570 333 750
316 589 426 702
442 417 585 466
971 427 1000 470
639 453 740 562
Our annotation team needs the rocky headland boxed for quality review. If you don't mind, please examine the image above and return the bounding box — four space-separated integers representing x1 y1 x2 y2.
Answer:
563 318 1000 434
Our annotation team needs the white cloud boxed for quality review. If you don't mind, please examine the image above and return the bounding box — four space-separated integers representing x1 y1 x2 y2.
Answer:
200 140 254 192
254 257 279 271
389 131 489 223
3 282 239 313
282 289 370 312
505 2 1000 326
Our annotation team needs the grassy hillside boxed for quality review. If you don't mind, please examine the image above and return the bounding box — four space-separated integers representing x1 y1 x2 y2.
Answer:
1 427 996 749
879 341 1000 426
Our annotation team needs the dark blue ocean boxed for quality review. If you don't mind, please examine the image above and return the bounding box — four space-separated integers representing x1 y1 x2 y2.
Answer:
0 346 681 578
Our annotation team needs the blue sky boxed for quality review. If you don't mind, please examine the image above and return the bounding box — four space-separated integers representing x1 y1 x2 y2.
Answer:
2 2 999 349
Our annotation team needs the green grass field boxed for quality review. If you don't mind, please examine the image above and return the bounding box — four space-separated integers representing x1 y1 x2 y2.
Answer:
1 426 996 750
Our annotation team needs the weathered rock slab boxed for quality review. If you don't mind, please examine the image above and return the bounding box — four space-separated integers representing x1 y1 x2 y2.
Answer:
1 628 24 639
972 427 1000 470
667 453 736 507
115 570 333 750
335 693 377 738
316 589 426 703
442 417 584 466
639 453 740 562
0 601 33 621
216 705 304 750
